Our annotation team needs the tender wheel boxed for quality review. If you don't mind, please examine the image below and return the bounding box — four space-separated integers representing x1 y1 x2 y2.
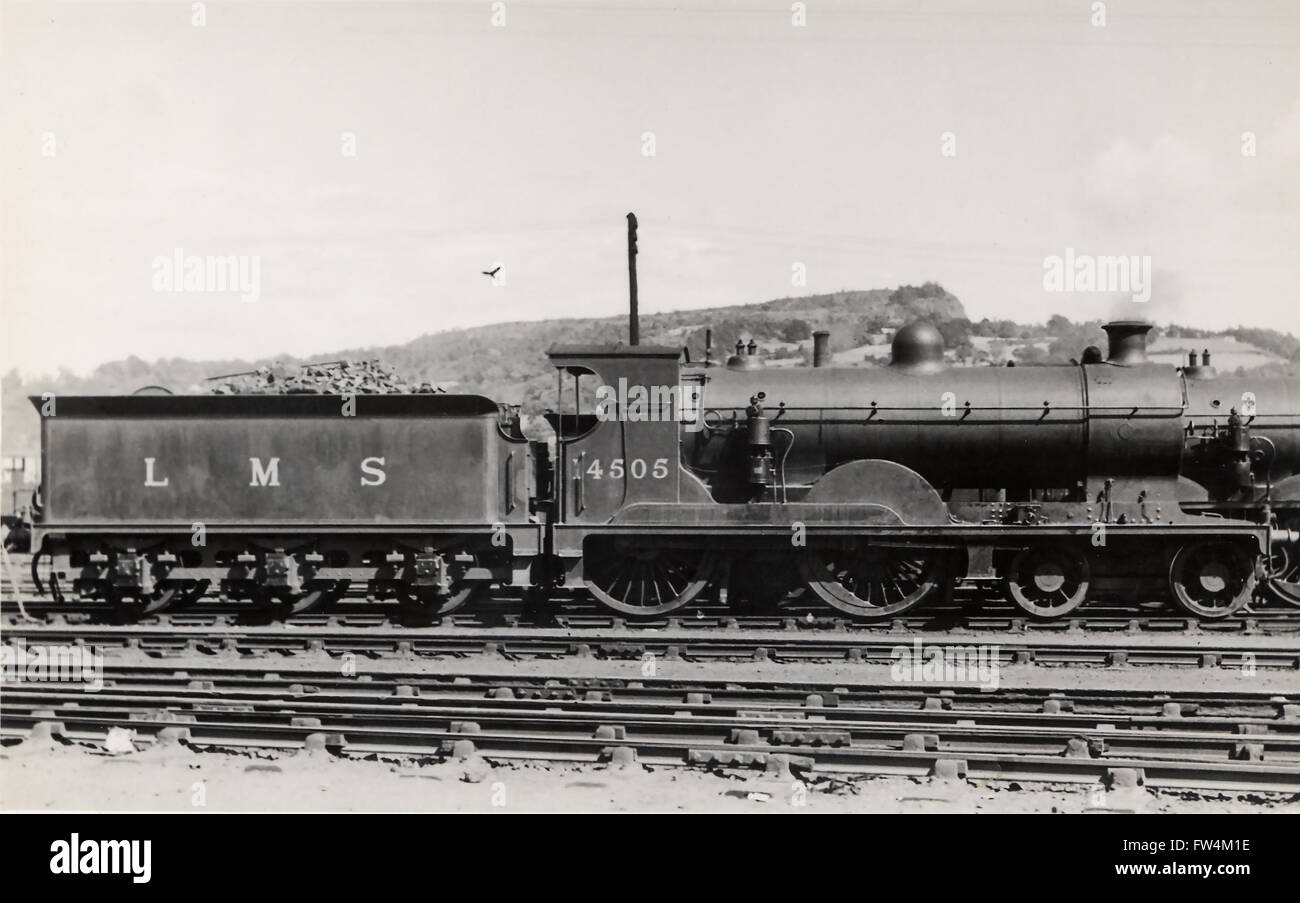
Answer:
398 583 482 622
1266 517 1300 606
107 582 181 619
173 579 210 608
798 543 942 619
1169 541 1257 619
583 538 715 617
251 581 340 617
1003 543 1091 619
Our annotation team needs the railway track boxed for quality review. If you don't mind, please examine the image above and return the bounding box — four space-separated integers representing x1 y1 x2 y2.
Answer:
7 597 1300 637
9 553 1300 632
5 667 1299 793
9 558 1299 798
4 620 1299 668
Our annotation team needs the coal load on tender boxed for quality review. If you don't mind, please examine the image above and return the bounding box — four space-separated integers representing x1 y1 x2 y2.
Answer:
208 359 444 395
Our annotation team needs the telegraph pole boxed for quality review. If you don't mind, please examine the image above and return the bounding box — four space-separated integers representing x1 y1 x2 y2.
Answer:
627 212 639 345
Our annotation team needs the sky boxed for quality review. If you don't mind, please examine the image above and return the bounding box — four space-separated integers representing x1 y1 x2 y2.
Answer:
2 0 1298 377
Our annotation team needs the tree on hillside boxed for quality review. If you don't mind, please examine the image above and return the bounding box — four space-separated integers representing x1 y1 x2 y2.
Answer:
935 317 974 357
888 282 947 304
853 315 891 345
1014 344 1050 365
1047 314 1073 335
777 319 811 343
1228 327 1300 362
972 318 1021 339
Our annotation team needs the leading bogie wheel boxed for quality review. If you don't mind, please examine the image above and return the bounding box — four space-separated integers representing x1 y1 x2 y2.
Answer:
1003 543 1092 619
1169 541 1257 619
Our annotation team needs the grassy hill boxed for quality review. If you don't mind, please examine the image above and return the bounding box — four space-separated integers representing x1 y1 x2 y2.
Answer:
3 282 1297 455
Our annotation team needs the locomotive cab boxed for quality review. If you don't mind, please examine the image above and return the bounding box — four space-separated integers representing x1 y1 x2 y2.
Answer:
541 344 719 615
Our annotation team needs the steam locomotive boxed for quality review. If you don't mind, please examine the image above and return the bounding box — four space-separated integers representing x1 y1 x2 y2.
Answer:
27 319 1300 621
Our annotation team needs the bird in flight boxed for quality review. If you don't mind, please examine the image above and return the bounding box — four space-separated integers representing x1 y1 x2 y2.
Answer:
481 266 501 279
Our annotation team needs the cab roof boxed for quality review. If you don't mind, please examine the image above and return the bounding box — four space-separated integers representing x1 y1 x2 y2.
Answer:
547 344 683 361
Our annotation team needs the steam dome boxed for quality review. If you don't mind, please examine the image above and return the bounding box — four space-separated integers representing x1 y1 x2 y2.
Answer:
890 322 946 371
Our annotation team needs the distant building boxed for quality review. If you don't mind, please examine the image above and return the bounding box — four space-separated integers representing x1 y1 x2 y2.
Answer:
3 456 39 486
2 455 39 525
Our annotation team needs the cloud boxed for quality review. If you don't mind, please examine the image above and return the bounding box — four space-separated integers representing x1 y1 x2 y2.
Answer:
1083 135 1218 218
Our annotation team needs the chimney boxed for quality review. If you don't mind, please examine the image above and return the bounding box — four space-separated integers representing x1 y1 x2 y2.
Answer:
747 339 757 356
1202 349 1211 366
812 330 830 367
1101 321 1152 366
